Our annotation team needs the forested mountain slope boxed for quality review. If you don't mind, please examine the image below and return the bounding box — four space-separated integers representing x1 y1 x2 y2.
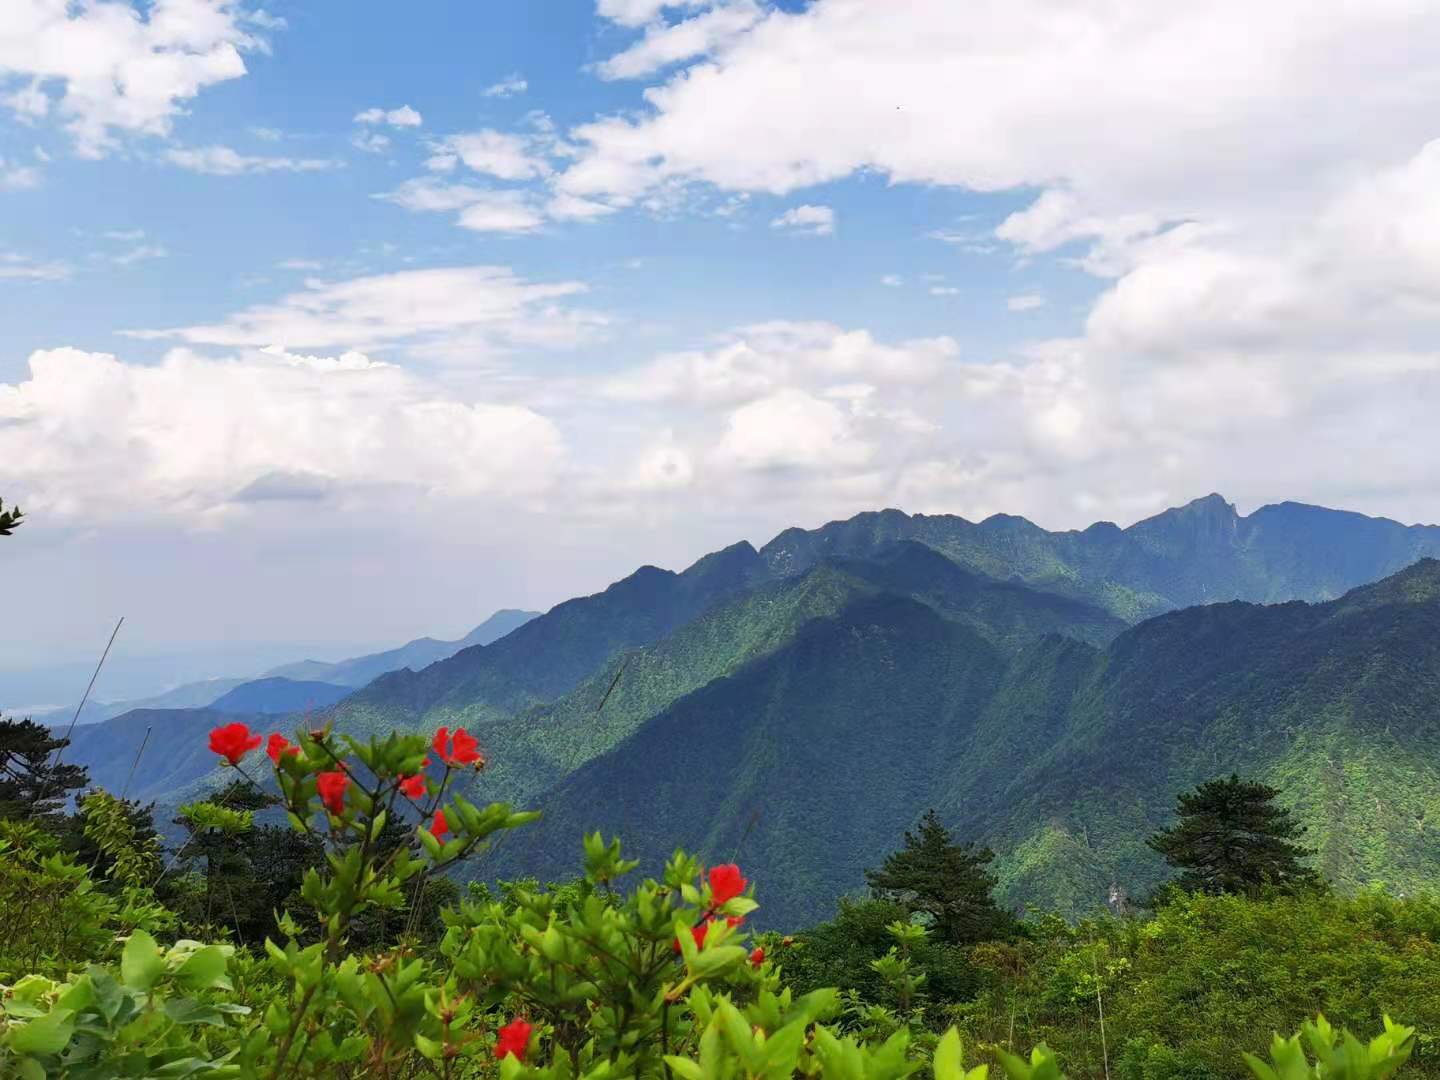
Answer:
489 561 1440 928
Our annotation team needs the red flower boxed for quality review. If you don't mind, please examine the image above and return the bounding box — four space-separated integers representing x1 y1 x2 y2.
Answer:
398 773 427 799
432 726 483 767
494 1018 532 1061
750 946 765 968
673 921 710 954
725 915 743 929
208 722 261 766
266 732 298 765
429 809 450 839
315 770 349 815
708 863 747 904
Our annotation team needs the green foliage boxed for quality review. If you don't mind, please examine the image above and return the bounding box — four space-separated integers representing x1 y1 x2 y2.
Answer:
0 497 20 537
866 810 1014 945
1147 775 1319 898
0 718 89 823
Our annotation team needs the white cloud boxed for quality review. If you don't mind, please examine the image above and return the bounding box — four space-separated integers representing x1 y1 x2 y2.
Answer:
482 73 527 98
126 265 601 361
426 130 549 181
880 275 903 287
546 192 619 221
603 321 956 407
376 179 546 233
351 131 390 154
770 204 834 237
596 0 709 29
1007 294 1044 312
713 388 873 472
0 345 566 520
597 1 763 81
103 228 145 241
110 244 168 266
0 0 269 157
164 145 342 175
929 286 959 297
0 252 69 280
354 104 422 127
0 159 42 190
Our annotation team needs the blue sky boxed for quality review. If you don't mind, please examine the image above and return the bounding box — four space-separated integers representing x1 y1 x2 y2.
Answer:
4 0 1440 689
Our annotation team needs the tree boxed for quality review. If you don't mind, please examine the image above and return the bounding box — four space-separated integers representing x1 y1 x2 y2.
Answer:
0 497 20 536
1147 773 1319 897
865 808 1013 945
0 717 89 822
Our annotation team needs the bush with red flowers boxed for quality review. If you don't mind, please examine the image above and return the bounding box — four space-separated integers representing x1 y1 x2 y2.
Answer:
1 719 1418 1080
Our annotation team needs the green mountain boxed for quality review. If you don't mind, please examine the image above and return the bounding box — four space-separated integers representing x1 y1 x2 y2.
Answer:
760 495 1440 620
50 495 1440 928
456 543 1126 810
328 542 769 735
486 560 1440 929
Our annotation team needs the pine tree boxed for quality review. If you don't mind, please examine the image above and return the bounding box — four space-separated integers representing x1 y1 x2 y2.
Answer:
865 809 1012 944
0 497 20 537
1147 773 1319 898
0 717 89 822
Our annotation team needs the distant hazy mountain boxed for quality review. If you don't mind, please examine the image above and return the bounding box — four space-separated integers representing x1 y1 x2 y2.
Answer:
208 677 352 715
20 609 539 725
265 609 539 688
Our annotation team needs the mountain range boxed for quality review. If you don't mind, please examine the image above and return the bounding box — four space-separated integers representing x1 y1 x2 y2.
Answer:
51 494 1440 925
26 609 538 726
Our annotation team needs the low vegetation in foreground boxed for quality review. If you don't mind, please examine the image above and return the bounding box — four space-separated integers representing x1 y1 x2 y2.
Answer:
1 717 1436 1079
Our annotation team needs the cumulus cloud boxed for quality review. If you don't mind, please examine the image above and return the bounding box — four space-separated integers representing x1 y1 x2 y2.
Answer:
0 0 269 157
376 179 546 233
424 130 549 181
165 145 342 175
126 265 603 362
596 1 763 81
1007 295 1045 312
0 345 566 520
770 204 834 237
354 104 422 127
534 0 1440 525
603 322 956 407
596 0 710 29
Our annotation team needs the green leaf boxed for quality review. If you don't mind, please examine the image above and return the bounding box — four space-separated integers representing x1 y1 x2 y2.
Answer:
9 1009 75 1056
121 930 165 991
174 944 231 991
935 1028 967 1080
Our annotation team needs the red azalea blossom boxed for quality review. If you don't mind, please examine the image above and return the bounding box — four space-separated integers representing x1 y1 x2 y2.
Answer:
432 726 483 767
673 921 711 954
726 915 743 929
750 946 765 968
315 770 349 815
494 1018 532 1061
266 732 298 765
708 863 747 904
430 809 450 839
209 722 262 765
398 773 427 799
